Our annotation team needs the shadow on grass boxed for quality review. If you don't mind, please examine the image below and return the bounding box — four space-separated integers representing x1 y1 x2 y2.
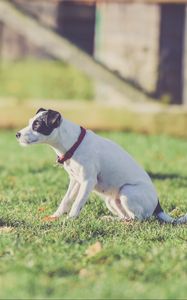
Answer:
0 216 64 232
0 218 27 228
29 165 52 174
148 171 187 181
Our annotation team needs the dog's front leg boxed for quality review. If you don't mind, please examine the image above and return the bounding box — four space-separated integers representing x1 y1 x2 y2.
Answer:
68 179 96 219
52 178 79 218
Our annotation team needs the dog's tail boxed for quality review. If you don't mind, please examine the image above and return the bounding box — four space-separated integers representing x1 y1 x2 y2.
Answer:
154 200 187 224
157 211 187 224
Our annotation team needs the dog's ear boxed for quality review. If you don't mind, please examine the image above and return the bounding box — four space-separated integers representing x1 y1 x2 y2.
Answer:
46 109 61 128
36 108 47 114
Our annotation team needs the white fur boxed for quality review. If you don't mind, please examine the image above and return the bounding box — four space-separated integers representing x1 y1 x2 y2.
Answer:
18 113 159 220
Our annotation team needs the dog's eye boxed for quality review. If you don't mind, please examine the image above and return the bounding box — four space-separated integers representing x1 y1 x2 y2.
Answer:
32 120 40 130
34 121 39 127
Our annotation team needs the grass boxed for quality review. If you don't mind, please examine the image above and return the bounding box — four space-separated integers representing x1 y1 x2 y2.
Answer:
0 130 187 299
0 59 93 101
1 99 187 139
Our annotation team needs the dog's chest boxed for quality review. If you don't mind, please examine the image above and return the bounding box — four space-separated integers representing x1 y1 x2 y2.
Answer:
63 160 82 181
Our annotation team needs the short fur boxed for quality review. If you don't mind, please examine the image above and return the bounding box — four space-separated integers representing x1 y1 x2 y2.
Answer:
16 109 187 224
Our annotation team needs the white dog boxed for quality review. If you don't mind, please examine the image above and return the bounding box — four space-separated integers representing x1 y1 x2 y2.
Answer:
16 108 187 224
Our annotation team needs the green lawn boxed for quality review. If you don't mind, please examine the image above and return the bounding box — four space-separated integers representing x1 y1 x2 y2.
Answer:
0 60 93 101
0 130 187 299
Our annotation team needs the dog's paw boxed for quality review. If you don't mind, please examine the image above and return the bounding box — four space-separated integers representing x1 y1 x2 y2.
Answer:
42 215 59 222
120 218 134 225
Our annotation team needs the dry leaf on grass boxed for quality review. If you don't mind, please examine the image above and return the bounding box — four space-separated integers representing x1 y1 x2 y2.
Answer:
85 241 102 257
0 226 14 233
170 207 183 218
79 268 90 278
38 207 46 212
42 215 59 222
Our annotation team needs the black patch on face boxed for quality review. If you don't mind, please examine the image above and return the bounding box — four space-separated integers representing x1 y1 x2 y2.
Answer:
32 109 62 136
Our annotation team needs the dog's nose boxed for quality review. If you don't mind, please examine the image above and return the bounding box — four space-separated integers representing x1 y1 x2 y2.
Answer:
16 132 21 139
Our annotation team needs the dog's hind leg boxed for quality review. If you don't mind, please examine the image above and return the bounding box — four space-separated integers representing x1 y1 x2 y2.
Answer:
52 179 79 217
104 197 119 216
105 197 126 219
101 197 126 221
119 183 158 220
119 184 149 220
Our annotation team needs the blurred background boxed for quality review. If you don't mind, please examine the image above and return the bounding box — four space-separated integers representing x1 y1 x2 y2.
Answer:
0 0 187 136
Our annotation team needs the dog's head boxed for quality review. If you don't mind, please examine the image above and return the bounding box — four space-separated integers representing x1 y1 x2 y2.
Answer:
16 108 62 146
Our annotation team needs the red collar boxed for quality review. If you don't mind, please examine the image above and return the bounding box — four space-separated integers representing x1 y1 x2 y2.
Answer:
57 127 86 164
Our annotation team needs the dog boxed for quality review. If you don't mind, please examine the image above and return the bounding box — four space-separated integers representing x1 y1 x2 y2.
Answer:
16 108 187 224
